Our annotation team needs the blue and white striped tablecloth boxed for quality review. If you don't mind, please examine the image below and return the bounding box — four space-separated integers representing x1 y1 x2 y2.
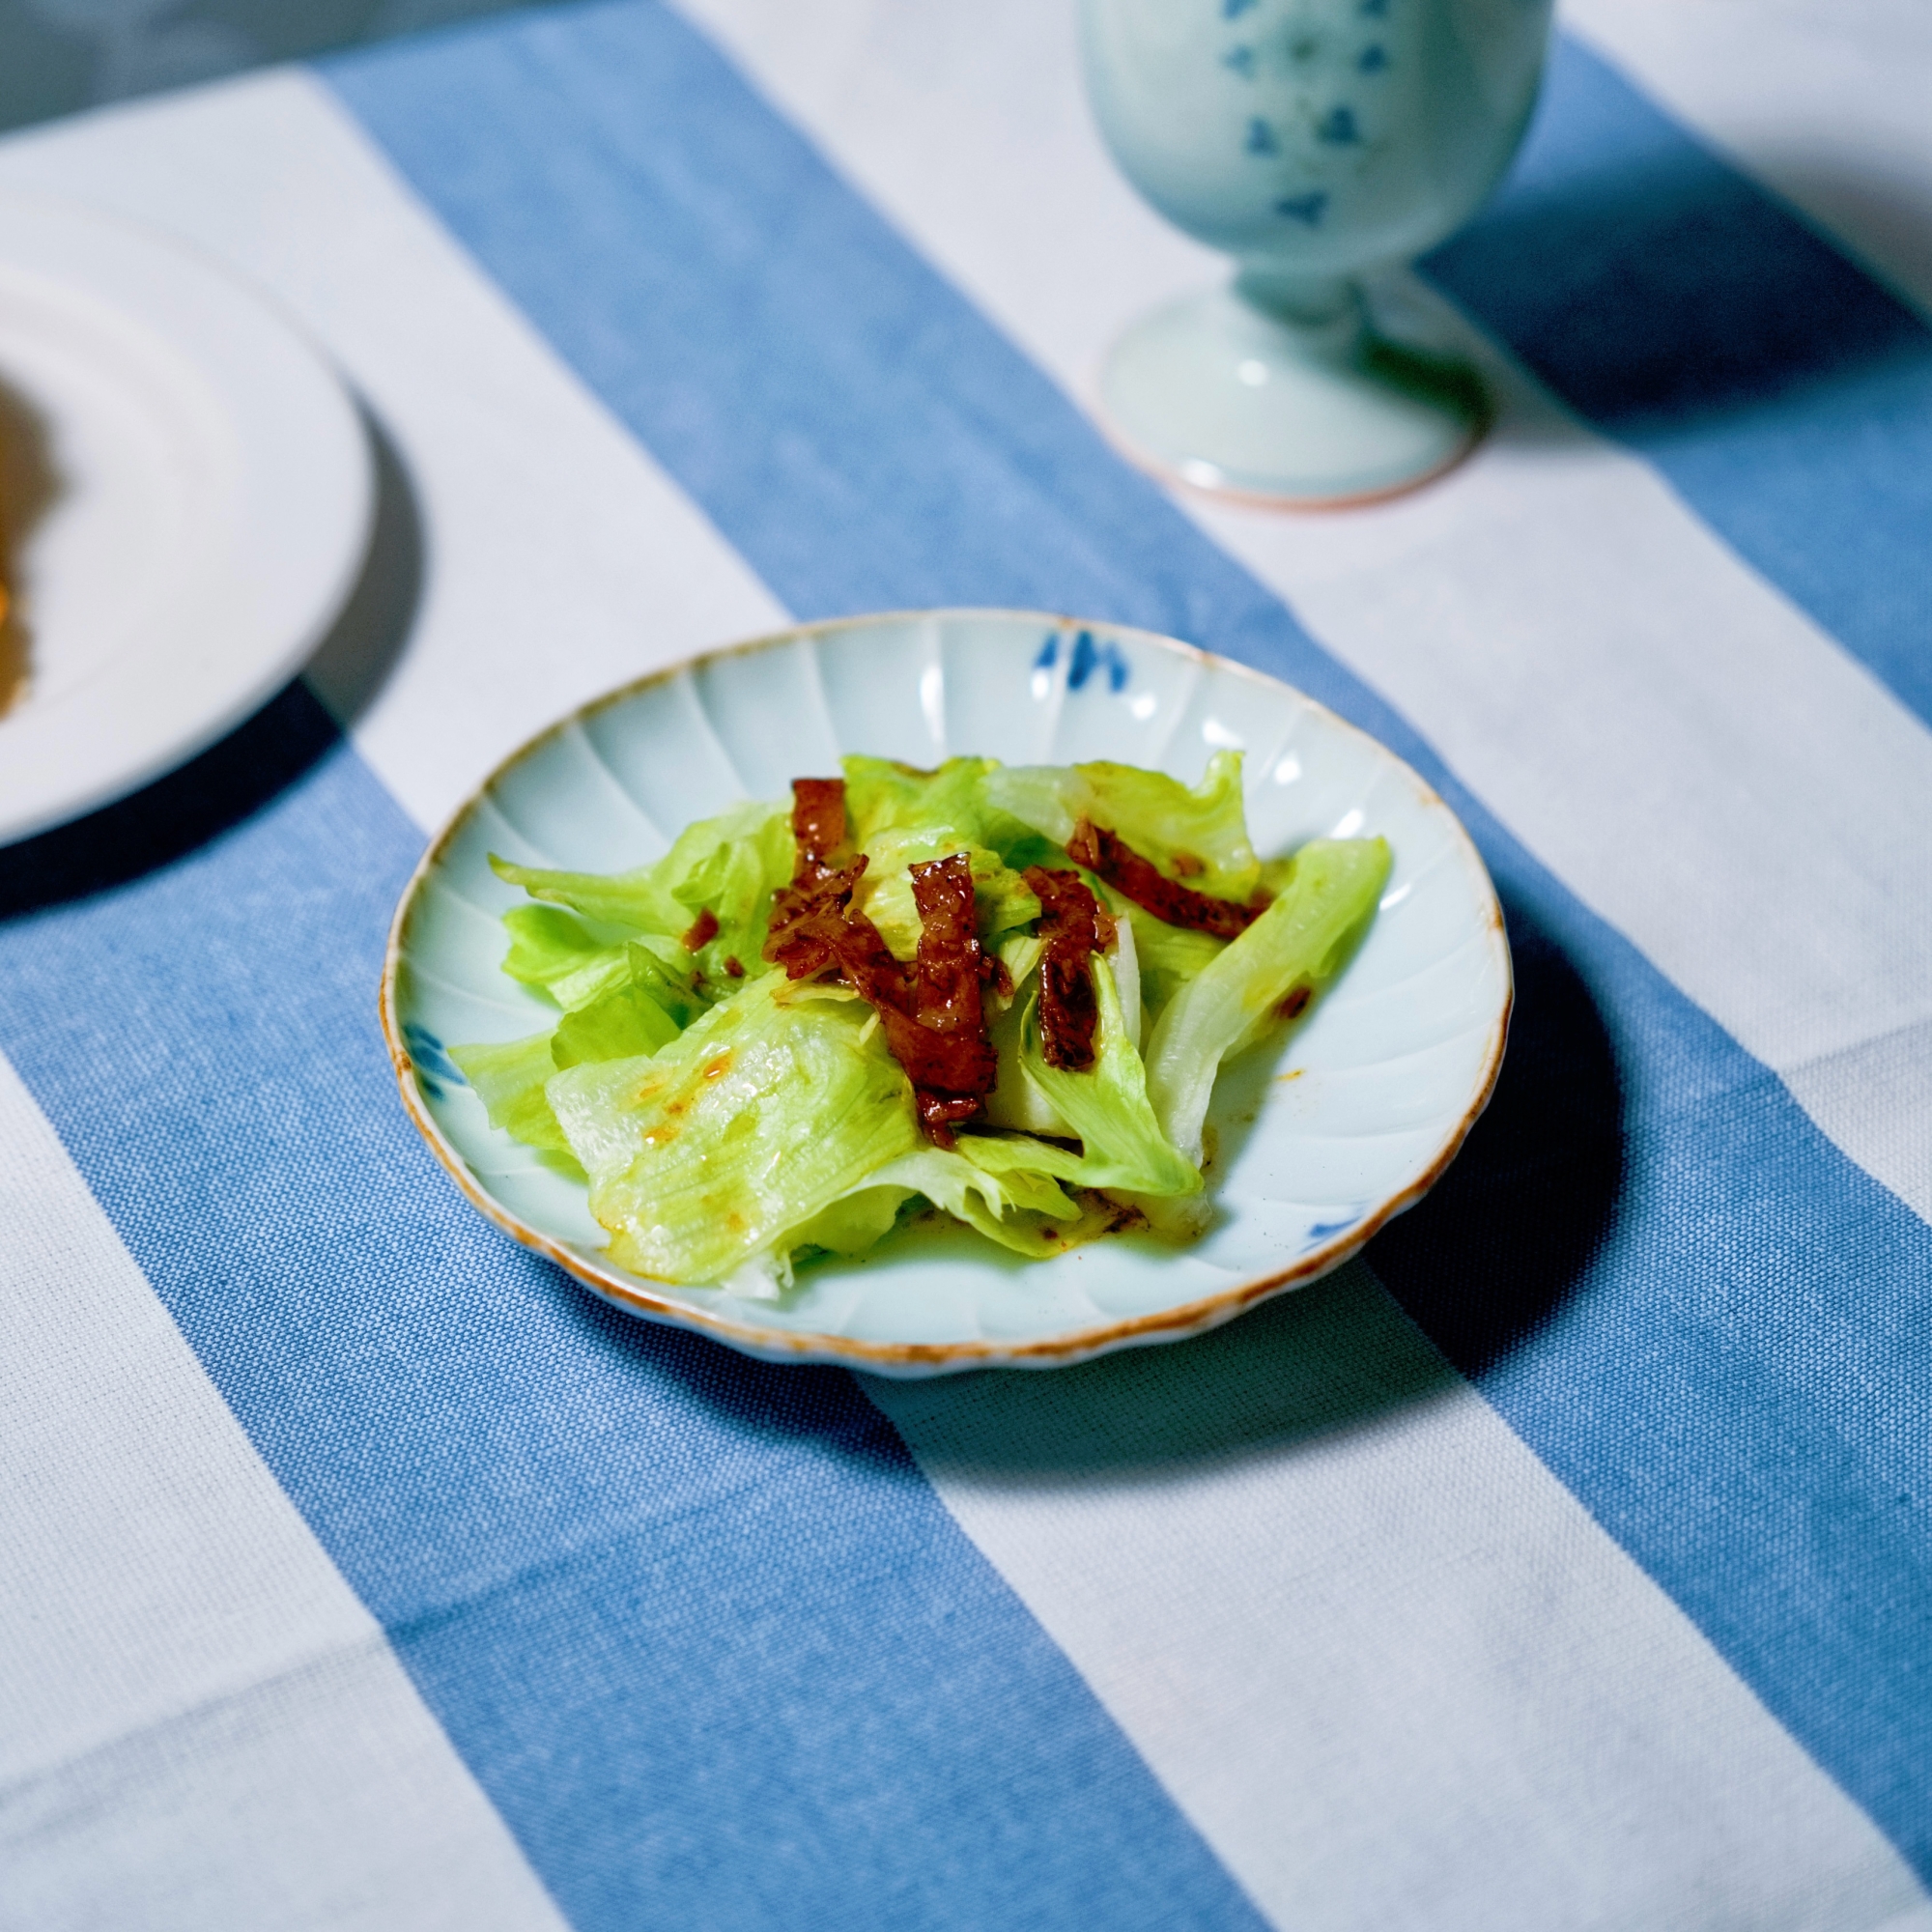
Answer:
4 3 1930 1925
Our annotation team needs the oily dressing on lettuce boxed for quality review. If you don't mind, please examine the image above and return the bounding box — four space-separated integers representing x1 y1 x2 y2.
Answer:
449 752 1389 1296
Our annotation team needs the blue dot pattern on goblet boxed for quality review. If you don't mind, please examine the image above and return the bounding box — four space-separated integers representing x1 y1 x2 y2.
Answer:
1083 0 1544 272
1219 1 1388 241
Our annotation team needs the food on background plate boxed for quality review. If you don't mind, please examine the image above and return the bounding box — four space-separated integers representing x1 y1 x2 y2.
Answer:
450 753 1389 1296
0 478 22 718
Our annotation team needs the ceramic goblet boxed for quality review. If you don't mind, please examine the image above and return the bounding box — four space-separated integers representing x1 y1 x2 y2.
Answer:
1082 0 1551 505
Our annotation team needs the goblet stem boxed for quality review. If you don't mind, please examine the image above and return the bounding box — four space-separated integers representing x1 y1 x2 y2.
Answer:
1094 275 1487 509
1233 268 1359 331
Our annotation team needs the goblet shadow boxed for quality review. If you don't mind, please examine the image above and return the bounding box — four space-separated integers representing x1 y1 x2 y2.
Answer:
1425 48 1931 439
0 401 421 920
0 372 63 718
551 879 1623 1480
1747 152 1932 323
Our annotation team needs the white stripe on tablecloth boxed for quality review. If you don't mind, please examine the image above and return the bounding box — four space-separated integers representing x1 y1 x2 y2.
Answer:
1563 0 1932 325
671 0 1932 1231
867 1272 1932 1932
0 70 785 838
1548 4 1932 1193
2 68 1922 1930
0 1053 567 1932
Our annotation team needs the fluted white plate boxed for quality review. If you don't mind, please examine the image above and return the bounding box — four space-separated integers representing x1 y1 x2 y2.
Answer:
382 611 1510 1375
0 193 371 844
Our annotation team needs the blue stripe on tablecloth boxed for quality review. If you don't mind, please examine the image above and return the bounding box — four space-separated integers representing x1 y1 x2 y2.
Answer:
327 0 1932 1871
1427 36 1932 728
0 695 1265 1932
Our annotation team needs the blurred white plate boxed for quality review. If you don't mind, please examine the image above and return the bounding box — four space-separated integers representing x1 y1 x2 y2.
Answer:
0 194 370 844
383 611 1512 1375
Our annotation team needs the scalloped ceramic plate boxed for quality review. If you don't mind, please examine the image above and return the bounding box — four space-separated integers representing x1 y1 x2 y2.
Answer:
0 193 371 844
382 611 1509 1375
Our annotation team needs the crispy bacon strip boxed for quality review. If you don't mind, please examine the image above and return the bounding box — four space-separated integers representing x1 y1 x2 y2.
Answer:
910 854 989 1038
681 906 719 952
893 854 998 1145
764 779 869 981
763 869 866 980
1024 866 1115 1071
762 782 996 1145
1066 818 1263 940
777 775 903 1007
790 777 850 872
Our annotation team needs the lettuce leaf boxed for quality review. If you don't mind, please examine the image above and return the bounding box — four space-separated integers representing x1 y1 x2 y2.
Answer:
1119 902 1225 1029
980 921 1142 1137
842 754 1032 856
1145 837 1392 1163
446 1031 581 1171
856 828 1039 961
742 1145 1094 1293
489 858 682 935
499 904 633 1011
622 941 710 1031
785 1184 915 1260
1003 947 1200 1197
551 961 685 1067
993 930 1043 999
663 807 795 982
839 755 1041 959
985 751 1260 900
545 979 923 1283
491 800 792 986
1106 896 1142 1051
457 933 727 1207
865 1148 1088 1258
458 939 712 1145
982 961 1067 1135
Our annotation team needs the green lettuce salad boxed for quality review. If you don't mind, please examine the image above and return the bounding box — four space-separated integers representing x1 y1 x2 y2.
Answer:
449 752 1389 1298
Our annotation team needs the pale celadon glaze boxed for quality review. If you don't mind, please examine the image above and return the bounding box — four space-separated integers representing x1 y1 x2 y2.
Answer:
384 612 1511 1375
1082 0 1551 503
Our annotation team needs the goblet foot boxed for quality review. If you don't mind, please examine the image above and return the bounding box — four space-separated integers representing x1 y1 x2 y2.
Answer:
1094 279 1488 508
